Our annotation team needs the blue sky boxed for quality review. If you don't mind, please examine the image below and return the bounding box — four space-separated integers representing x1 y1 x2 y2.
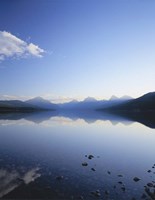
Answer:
0 0 155 102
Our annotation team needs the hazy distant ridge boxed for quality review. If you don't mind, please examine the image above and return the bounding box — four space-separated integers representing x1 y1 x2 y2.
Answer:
25 97 58 110
1 92 155 113
102 92 155 112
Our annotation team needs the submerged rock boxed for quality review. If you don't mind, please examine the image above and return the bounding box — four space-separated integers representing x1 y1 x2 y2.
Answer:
91 168 96 171
133 177 141 182
147 182 154 187
105 190 109 195
118 174 123 177
90 190 101 197
107 171 111 175
88 155 94 159
121 186 126 192
82 162 88 167
147 170 151 173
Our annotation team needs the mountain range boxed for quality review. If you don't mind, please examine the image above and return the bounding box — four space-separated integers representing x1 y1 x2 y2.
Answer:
0 97 57 112
58 95 132 110
0 92 155 113
102 92 155 112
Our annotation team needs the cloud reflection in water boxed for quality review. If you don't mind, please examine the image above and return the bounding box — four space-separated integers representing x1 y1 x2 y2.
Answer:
0 167 40 198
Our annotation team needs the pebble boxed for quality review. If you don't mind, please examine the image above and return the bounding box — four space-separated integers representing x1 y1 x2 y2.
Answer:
105 190 109 195
82 162 88 166
133 177 141 182
107 171 111 175
91 168 96 171
121 186 126 192
91 190 101 197
147 182 154 187
88 155 94 159
147 170 151 173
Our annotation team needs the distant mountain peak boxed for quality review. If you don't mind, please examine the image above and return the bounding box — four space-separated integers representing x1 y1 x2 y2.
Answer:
120 95 133 100
110 95 118 100
25 96 58 109
30 96 47 101
110 95 132 101
70 99 79 103
83 97 97 102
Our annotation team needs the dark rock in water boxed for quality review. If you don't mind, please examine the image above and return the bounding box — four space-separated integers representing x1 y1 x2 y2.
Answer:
144 187 152 197
147 182 154 187
56 176 64 180
107 171 111 175
91 168 96 171
105 190 109 195
94 193 101 197
147 170 151 173
118 174 123 177
82 162 88 166
121 186 126 192
88 155 94 159
90 190 101 197
118 181 123 184
133 177 141 182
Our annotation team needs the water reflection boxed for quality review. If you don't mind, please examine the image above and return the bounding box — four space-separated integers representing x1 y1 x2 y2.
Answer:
0 167 40 198
0 110 155 129
0 111 155 199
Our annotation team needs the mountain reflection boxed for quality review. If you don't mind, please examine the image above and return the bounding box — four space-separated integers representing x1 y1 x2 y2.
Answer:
0 110 155 129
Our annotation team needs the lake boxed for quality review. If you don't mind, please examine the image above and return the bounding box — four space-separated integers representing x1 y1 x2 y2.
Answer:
0 111 155 199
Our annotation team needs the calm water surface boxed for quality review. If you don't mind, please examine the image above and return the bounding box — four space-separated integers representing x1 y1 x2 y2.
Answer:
0 111 155 199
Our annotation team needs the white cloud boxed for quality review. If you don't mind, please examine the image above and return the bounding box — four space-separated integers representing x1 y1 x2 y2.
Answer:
0 31 45 60
27 43 44 57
